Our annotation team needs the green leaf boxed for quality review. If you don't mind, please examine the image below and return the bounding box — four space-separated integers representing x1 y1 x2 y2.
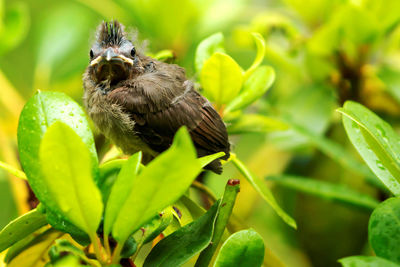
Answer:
98 158 133 205
250 12 300 40
98 159 127 186
5 234 37 263
143 200 220 267
0 2 29 55
121 236 137 258
308 21 339 56
171 201 195 226
142 208 174 244
363 0 400 33
339 101 400 195
270 84 336 148
198 152 226 169
225 66 275 113
104 152 142 238
0 208 47 252
335 5 378 45
230 155 297 229
267 175 379 210
0 170 18 230
7 228 63 267
287 119 384 190
195 32 225 73
282 0 342 26
39 122 103 236
200 52 243 105
339 256 400 267
213 229 265 267
45 208 90 246
112 127 202 243
17 91 98 211
162 215 182 237
35 4 93 68
378 66 400 104
51 254 82 267
227 114 289 135
179 195 205 220
243 33 266 81
196 180 240 267
48 240 94 266
149 49 175 62
308 4 378 55
369 197 400 263
17 91 98 239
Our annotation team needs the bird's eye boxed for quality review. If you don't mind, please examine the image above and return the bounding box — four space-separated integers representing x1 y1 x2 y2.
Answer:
90 49 94 59
130 47 136 57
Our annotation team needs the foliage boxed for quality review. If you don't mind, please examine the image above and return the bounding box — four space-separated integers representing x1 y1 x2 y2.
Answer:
2 0 400 266
338 103 400 266
0 66 270 266
213 229 265 267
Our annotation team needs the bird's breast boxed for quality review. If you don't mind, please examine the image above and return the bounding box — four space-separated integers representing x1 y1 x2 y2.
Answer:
84 89 154 155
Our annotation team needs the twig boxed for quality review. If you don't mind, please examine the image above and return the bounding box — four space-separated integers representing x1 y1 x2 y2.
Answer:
191 180 217 202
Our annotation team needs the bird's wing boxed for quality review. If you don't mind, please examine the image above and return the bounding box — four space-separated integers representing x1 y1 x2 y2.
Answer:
136 89 230 157
107 76 230 162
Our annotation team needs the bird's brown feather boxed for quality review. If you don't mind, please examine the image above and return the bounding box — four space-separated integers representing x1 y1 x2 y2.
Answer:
106 59 230 173
84 22 230 173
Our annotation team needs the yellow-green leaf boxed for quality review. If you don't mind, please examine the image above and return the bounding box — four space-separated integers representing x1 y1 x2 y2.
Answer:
338 101 400 196
225 66 275 113
369 197 400 264
339 256 400 267
7 229 63 267
17 91 99 219
144 200 220 267
0 208 47 252
214 229 265 267
243 32 266 80
104 152 142 238
200 52 243 106
112 127 202 243
195 32 225 73
230 155 297 229
198 152 226 168
39 122 103 236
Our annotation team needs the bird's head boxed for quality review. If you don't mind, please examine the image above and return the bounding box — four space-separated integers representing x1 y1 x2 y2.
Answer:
88 20 139 85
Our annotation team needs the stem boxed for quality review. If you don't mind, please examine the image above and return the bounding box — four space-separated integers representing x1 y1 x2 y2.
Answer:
191 180 217 202
0 160 27 180
230 154 252 182
90 234 105 264
111 242 124 264
129 229 146 264
230 154 297 229
80 253 102 267
130 240 144 263
224 153 236 164
195 179 240 267
104 233 111 259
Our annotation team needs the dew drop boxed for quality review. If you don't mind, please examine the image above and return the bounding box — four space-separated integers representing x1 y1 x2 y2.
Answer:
376 160 385 170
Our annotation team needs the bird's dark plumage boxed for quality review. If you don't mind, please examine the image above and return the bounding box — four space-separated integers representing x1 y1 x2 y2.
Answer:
98 21 125 47
83 20 230 173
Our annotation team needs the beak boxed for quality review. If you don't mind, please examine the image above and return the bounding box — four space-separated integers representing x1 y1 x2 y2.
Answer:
90 47 134 66
104 48 117 61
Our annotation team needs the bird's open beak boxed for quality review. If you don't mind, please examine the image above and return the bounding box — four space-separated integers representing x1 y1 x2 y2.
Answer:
90 48 133 66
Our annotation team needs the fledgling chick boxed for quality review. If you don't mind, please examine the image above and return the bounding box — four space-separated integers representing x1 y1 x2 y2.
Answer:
83 20 230 174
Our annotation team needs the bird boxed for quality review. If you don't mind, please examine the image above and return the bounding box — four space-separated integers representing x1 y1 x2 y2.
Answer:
83 20 230 174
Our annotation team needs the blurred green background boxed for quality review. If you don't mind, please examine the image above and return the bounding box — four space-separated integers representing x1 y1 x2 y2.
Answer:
1 0 400 266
